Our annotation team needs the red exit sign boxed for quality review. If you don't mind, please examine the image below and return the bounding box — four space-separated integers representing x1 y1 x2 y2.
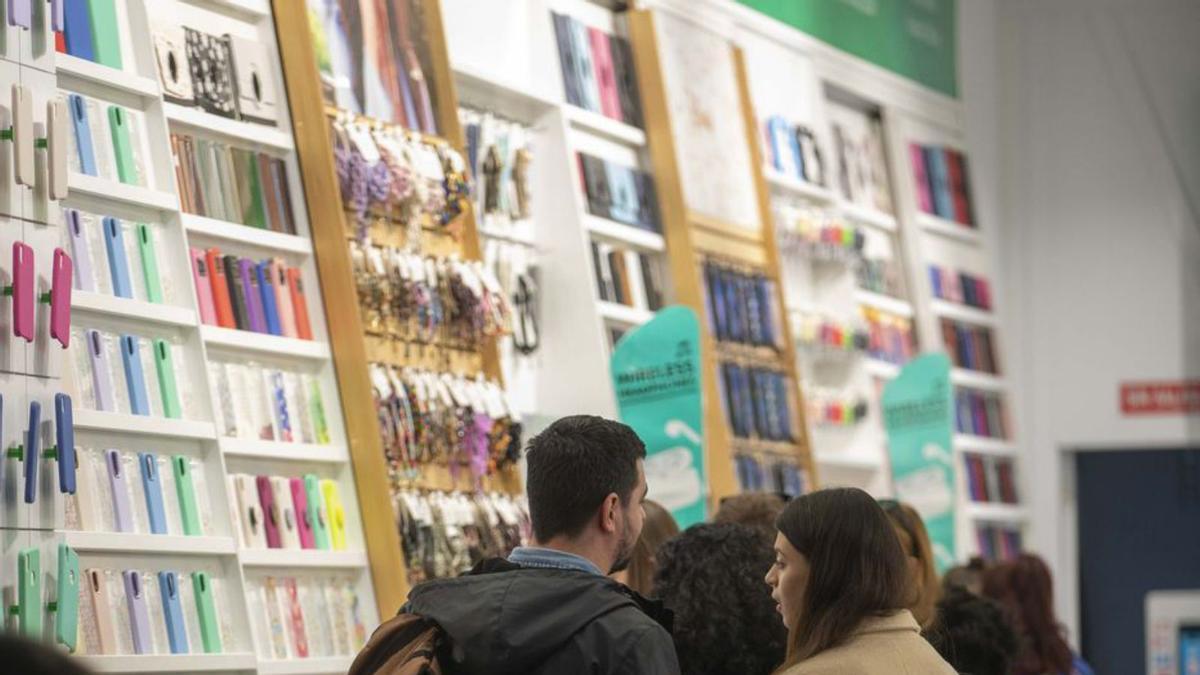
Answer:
1120 381 1200 415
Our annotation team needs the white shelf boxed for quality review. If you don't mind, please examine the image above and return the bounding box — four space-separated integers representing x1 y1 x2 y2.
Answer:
598 301 653 327
82 653 258 673
56 55 160 98
763 168 836 203
477 224 539 248
239 549 369 569
815 452 884 471
179 0 270 18
182 213 313 255
220 437 349 463
864 358 901 380
951 368 1007 392
69 173 178 212
854 289 914 317
64 531 237 556
965 502 1028 524
73 291 198 328
955 434 1018 457
931 298 996 326
838 200 898 231
200 325 331 361
74 409 218 441
584 214 666 252
917 212 982 245
565 105 646 146
258 656 355 675
453 64 556 121
164 103 294 152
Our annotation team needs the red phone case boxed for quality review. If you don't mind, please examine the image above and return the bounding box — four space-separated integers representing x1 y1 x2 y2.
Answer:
285 268 312 341
256 474 282 548
205 248 235 329
289 478 314 549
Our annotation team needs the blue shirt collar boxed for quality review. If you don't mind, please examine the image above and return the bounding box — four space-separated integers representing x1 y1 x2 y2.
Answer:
508 546 604 576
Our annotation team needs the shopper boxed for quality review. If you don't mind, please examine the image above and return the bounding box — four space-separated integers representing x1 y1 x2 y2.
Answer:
982 554 1095 675
942 556 987 595
926 586 1018 675
880 499 942 629
653 522 786 675
766 488 955 674
354 415 679 675
713 492 786 543
613 499 679 596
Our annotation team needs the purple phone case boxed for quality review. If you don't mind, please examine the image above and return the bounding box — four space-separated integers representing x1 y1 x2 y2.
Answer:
238 259 266 333
67 210 96 293
8 0 30 29
50 248 72 348
106 449 134 532
87 329 115 412
12 242 33 342
122 570 153 654
257 474 281 548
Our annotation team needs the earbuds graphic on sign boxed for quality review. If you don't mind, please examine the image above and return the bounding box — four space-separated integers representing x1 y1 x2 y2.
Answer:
645 419 702 511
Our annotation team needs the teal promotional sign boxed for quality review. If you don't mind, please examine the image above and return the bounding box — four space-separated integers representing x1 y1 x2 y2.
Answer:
737 0 958 98
610 306 707 527
882 353 956 571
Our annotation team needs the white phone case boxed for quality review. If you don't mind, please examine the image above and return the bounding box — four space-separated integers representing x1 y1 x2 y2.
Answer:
234 474 267 549
272 477 300 550
227 34 279 125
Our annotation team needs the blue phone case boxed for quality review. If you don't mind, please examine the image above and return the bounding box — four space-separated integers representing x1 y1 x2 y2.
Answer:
120 335 149 415
157 571 189 654
138 452 166 534
24 400 39 504
256 262 281 336
103 217 133 299
68 94 97 176
63 0 95 62
55 394 75 495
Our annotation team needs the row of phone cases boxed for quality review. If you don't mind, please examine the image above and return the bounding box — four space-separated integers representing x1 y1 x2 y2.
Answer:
4 240 71 348
0 391 75 510
67 449 213 538
152 22 279 125
246 575 366 661
61 91 148 188
67 209 169 305
70 328 188 419
60 0 122 70
80 567 229 656
209 360 329 445
6 544 80 649
172 132 297 234
228 473 346 552
190 247 312 339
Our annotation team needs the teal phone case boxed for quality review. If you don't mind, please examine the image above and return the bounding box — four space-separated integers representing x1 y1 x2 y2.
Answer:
304 474 330 550
172 455 201 535
135 224 164 303
55 544 80 651
17 548 41 638
86 0 123 69
153 340 181 419
191 572 222 653
107 106 136 185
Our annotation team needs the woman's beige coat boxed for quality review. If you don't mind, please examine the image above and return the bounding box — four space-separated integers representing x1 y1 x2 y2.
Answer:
777 610 956 675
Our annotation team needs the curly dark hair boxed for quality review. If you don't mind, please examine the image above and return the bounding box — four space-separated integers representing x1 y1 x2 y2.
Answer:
927 587 1019 675
652 523 786 675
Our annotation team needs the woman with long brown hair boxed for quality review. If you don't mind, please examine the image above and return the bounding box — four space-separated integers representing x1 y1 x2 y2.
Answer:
880 499 942 630
765 488 954 674
982 554 1095 675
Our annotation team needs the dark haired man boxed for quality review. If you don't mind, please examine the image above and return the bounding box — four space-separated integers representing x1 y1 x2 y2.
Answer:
403 415 679 674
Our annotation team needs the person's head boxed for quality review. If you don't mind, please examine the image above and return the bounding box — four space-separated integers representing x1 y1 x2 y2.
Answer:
879 499 941 629
525 415 647 574
714 492 786 543
942 556 987 596
766 488 908 667
981 553 1072 675
617 499 679 596
926 586 1018 675
654 523 786 675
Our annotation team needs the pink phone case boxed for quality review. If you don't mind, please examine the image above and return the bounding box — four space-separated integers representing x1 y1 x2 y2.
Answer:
190 248 217 325
588 27 621 121
12 241 33 342
270 260 297 338
50 248 72 348
909 144 933 214
256 474 282 548
290 477 315 549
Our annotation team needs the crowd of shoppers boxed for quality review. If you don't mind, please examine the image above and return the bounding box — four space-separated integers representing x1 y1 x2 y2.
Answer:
350 415 1094 675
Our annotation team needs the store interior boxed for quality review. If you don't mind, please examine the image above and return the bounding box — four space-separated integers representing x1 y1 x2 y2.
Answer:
0 0 1195 673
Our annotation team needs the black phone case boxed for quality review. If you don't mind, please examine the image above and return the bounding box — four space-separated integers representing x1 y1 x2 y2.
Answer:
185 27 238 119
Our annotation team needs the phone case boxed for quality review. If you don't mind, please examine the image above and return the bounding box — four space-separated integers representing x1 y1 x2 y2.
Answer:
270 260 296 337
189 248 217 325
122 570 152 653
23 400 39 504
12 85 32 187
268 370 291 443
104 449 133 532
171 455 201 536
227 34 279 125
55 544 80 651
152 339 181 419
289 477 315 549
238 259 266 333
17 548 41 637
55 393 75 495
107 106 136 185
120 335 149 415
67 210 97 293
191 571 222 653
153 24 195 105
68 94 97 176
284 578 310 658
63 0 95 61
184 28 237 119
322 480 346 550
102 217 133 299
256 474 281 548
86 329 116 412
256 262 280 336
157 571 188 654
223 255 248 330
86 0 122 69
138 452 167 534
49 248 73 348
272 476 300 550
588 27 621 120
48 99 71 201
135 225 163 304
205 248 235 328
304 474 330 550
285 269 312 340
12 241 33 342
233 473 266 548
85 568 117 654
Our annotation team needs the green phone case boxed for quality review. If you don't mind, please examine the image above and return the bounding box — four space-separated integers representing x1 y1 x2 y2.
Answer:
309 379 330 444
17 548 41 638
107 106 136 185
153 339 181 419
304 474 331 550
173 455 201 535
191 572 222 653
55 544 79 651
86 0 123 69
136 224 164 303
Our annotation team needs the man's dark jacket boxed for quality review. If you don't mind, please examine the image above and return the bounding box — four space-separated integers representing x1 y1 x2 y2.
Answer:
405 558 680 675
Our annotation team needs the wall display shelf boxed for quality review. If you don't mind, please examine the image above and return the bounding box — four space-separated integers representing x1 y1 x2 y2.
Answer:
931 298 996 326
64 531 239 556
73 291 200 327
257 656 355 675
82 653 260 673
180 214 314 255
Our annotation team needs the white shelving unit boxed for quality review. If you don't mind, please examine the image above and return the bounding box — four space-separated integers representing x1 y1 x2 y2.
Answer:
64 531 239 556
82 653 259 673
257 656 355 675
